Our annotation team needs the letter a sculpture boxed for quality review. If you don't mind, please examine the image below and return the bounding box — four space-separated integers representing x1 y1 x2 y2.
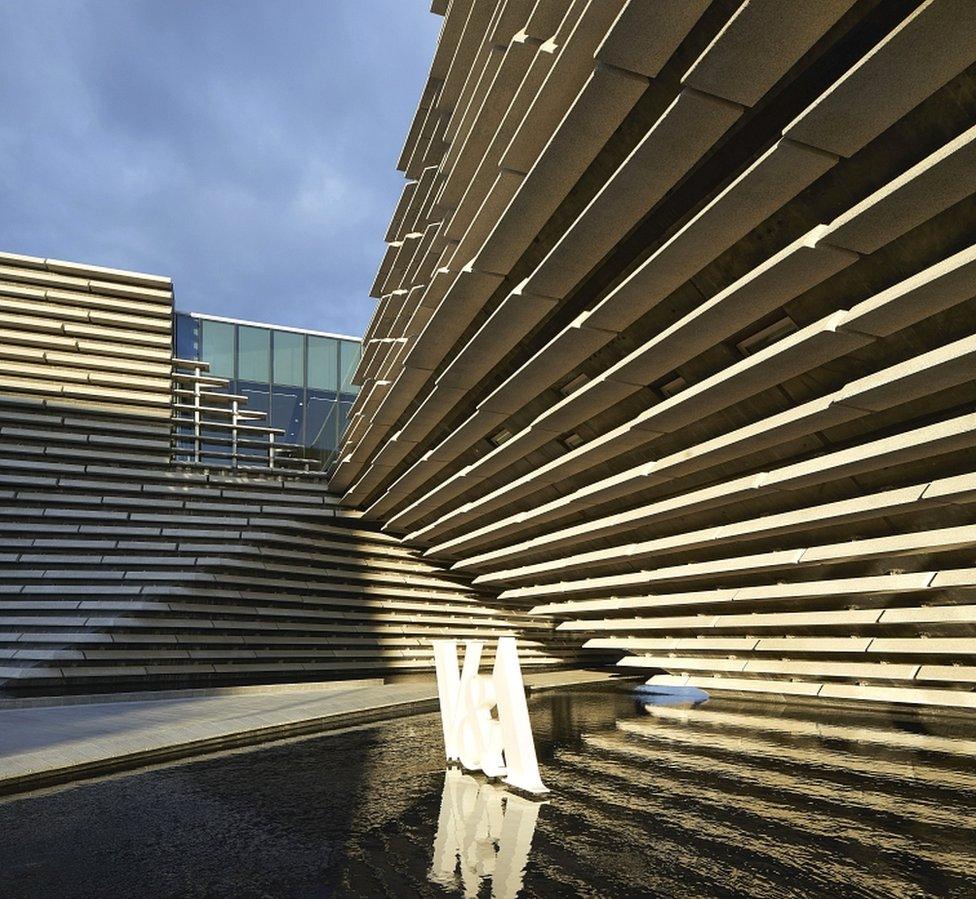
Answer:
432 637 549 796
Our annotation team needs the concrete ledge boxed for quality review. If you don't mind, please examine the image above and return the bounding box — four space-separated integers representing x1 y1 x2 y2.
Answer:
0 677 384 710
0 690 439 798
0 670 621 797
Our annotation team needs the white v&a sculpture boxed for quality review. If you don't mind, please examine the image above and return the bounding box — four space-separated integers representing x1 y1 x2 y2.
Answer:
432 637 549 796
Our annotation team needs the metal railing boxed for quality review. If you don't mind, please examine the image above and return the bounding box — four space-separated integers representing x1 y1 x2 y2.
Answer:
170 358 314 472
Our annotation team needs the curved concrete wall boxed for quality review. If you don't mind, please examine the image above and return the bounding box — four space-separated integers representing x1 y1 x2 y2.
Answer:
337 0 976 711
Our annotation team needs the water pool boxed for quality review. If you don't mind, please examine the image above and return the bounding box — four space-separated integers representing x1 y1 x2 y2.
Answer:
1 685 974 898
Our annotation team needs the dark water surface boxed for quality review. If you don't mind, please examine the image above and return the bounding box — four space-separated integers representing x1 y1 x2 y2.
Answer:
2 686 975 898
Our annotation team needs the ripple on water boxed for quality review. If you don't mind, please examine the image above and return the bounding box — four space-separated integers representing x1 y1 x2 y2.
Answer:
0 686 974 898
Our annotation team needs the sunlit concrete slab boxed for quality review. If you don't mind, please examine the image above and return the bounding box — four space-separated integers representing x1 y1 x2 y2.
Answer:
474 63 649 276
524 87 743 301
838 243 976 338
783 0 976 157
500 0 628 175
597 0 709 79
824 123 976 254
585 139 838 333
681 0 857 106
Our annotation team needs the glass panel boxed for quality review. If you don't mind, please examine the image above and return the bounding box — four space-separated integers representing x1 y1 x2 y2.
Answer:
174 312 198 360
238 326 270 382
271 386 304 444
235 380 271 462
339 340 360 393
201 319 235 378
306 390 339 452
273 331 305 387
307 336 338 391
237 380 270 417
337 401 354 443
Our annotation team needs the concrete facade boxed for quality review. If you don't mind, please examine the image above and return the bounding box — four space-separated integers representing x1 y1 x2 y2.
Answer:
0 251 589 693
335 0 976 711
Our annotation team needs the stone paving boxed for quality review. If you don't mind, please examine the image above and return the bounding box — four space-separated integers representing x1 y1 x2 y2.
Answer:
0 669 619 793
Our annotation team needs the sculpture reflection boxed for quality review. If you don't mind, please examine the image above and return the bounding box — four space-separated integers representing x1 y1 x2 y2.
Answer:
429 769 543 898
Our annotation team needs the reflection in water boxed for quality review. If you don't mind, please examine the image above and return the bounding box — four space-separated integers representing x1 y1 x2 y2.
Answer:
1 686 975 897
429 770 542 899
423 691 976 898
538 697 976 898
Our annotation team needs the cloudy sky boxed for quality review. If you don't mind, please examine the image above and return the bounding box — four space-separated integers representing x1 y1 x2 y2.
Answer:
0 1 441 336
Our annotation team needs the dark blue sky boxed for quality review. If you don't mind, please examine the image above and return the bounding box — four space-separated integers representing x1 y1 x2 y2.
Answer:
0 1 441 335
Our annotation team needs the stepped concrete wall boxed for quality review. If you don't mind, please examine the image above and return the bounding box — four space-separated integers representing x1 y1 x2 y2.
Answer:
0 252 588 694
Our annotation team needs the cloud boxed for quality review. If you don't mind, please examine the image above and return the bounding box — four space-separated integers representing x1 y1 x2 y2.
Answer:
0 0 440 336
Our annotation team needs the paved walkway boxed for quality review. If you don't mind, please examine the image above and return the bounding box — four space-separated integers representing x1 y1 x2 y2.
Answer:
0 669 621 795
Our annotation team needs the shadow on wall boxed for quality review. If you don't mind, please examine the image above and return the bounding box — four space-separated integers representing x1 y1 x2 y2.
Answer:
0 392 579 696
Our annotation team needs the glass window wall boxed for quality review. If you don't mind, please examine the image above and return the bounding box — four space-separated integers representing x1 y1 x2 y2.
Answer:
307 336 339 391
339 340 360 397
306 391 339 452
238 326 270 382
175 312 360 467
271 387 304 444
175 312 198 360
337 401 354 443
201 319 235 379
273 331 305 386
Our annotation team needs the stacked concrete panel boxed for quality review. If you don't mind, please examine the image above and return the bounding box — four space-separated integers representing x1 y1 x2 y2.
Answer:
336 0 976 711
0 250 174 418
0 252 587 693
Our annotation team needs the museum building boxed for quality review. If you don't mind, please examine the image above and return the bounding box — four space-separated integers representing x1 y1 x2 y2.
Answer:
2 0 976 712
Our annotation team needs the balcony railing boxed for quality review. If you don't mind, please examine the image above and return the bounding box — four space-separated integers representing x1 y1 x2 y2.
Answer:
171 357 314 472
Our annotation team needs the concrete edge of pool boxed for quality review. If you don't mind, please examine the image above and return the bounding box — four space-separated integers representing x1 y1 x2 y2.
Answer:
0 669 625 797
